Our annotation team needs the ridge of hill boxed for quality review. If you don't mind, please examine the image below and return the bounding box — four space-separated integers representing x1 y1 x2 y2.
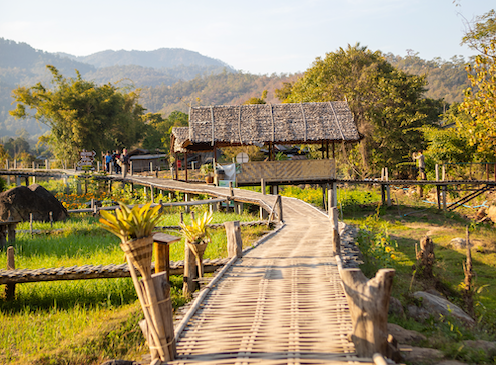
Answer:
58 48 233 70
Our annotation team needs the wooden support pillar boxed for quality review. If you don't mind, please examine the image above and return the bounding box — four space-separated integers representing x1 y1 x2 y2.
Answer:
24 176 29 186
174 153 178 181
328 182 337 209
182 242 196 298
330 207 340 255
332 141 335 159
261 178 266 195
0 227 6 249
16 176 20 186
381 185 386 206
5 246 15 300
224 221 242 258
260 207 268 220
184 193 190 213
326 141 329 159
442 185 447 210
184 152 188 182
339 266 395 358
436 185 441 210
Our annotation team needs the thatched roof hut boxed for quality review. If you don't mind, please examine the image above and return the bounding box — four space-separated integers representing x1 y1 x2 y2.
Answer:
173 101 360 153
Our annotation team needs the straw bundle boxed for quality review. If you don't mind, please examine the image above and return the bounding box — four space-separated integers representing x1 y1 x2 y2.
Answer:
119 236 153 277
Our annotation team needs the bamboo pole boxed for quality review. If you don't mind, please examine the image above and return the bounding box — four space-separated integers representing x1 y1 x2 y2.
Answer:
126 255 169 361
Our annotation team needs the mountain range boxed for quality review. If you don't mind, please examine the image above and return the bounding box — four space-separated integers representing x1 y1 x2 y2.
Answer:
0 38 471 142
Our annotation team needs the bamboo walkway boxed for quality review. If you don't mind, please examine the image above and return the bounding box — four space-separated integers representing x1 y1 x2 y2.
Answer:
122 177 375 365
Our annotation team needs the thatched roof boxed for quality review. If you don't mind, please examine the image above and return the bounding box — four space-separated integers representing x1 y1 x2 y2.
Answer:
173 101 361 153
171 127 189 153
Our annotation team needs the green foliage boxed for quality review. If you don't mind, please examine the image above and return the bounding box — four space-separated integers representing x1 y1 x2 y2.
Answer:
461 9 496 55
386 53 470 104
355 209 398 276
280 43 443 176
99 202 163 243
179 211 213 243
422 103 479 164
243 89 268 104
9 65 146 163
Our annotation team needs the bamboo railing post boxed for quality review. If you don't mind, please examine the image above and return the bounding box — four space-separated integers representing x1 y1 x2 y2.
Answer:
29 213 33 236
224 221 242 258
5 246 15 300
276 195 283 223
339 265 395 358
330 207 340 255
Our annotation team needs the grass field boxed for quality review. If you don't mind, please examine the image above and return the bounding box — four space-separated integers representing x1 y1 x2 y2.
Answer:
0 207 268 365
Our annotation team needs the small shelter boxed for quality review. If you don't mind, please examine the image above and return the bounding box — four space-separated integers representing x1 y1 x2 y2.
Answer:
171 101 361 183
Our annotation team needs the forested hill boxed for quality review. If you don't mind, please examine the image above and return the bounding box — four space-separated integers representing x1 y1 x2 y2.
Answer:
58 48 233 70
386 53 471 104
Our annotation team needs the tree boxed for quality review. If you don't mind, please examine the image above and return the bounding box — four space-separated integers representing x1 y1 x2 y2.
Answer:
141 111 189 153
461 9 496 57
242 90 268 105
278 44 442 175
458 10 496 157
10 65 146 163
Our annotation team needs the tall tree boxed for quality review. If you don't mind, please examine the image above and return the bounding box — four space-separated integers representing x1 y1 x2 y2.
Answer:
458 10 496 157
10 65 146 163
278 44 442 175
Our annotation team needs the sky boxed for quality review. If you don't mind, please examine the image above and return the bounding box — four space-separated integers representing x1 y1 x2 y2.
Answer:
0 0 494 75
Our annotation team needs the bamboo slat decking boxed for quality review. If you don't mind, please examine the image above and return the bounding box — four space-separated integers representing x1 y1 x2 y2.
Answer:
119 178 373 364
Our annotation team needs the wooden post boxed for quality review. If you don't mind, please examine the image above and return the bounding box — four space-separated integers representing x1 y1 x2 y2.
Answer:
6 159 9 170
381 185 386 206
5 246 15 300
276 195 283 223
442 185 447 210
339 266 395 358
224 221 242 258
182 242 196 298
0 227 6 249
184 152 188 182
442 164 446 181
184 193 190 213
416 236 435 279
436 185 441 210
49 211 53 228
150 272 176 359
15 176 20 186
330 207 340 255
151 187 155 203
463 226 474 317
29 213 33 236
24 176 29 186
77 180 82 195
435 164 439 181
260 207 268 220
229 181 234 197
385 168 391 206
261 178 266 195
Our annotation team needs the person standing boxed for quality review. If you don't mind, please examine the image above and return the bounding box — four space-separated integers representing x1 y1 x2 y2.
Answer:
105 151 112 173
413 151 426 180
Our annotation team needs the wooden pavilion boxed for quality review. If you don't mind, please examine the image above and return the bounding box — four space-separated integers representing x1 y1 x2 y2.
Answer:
171 101 361 184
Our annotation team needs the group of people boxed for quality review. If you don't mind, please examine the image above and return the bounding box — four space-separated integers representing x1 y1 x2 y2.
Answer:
103 149 130 177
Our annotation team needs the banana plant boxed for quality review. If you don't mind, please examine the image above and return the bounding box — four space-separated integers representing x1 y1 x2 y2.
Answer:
99 202 162 243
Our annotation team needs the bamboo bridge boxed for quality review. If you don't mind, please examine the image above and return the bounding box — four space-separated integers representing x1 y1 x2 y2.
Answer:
122 177 393 365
